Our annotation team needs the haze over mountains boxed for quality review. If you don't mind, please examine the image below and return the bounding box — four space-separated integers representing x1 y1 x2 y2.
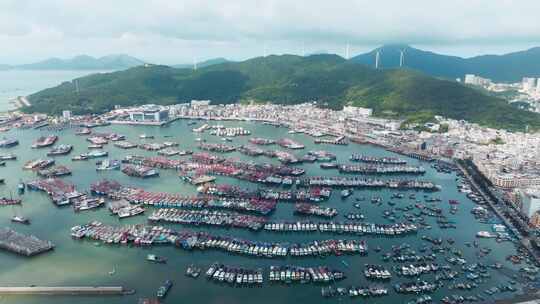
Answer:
351 45 540 82
0 55 144 71
3 45 540 82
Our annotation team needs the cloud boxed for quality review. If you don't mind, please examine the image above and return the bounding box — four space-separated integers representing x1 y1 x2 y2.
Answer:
0 0 539 64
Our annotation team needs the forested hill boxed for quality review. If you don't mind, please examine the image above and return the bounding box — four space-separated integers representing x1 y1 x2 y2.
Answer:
27 54 540 131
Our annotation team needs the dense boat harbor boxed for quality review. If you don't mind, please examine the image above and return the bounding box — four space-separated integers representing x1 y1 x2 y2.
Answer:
0 116 538 304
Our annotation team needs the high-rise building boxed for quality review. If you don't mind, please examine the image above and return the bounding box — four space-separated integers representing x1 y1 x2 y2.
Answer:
62 110 72 119
536 78 540 94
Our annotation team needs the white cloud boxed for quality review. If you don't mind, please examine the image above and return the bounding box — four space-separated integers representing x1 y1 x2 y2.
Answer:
0 0 539 64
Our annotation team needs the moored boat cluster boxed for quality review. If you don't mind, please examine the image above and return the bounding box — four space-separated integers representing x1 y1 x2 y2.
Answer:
269 265 345 284
71 221 368 258
148 209 266 231
205 263 262 286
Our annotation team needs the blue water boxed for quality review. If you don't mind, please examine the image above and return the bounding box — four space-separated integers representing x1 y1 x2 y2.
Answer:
0 70 110 112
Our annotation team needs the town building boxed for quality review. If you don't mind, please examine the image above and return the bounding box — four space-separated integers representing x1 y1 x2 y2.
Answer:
128 105 169 122
343 106 373 117
522 77 537 93
521 188 540 218
464 74 491 86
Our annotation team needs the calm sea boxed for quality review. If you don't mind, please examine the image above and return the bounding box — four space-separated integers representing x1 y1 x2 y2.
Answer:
0 70 111 112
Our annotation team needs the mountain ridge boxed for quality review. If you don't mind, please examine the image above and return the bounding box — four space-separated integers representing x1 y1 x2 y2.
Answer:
25 54 540 131
351 45 540 82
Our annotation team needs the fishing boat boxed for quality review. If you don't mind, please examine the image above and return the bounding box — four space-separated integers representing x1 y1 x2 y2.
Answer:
11 215 30 225
74 150 108 161
72 155 88 161
320 162 338 169
75 128 91 135
87 150 108 158
47 144 73 156
96 159 121 171
31 135 58 148
139 134 154 139
341 189 353 198
0 138 19 148
23 159 55 170
0 153 16 160
157 280 172 298
146 254 167 264
11 200 30 225
88 144 103 149
17 181 25 194
185 264 201 278
121 165 159 178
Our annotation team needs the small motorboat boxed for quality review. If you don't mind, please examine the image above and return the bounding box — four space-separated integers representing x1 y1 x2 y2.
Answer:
11 215 30 225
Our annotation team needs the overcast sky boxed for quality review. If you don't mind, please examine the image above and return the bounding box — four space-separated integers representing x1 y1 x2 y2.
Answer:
1 0 539 64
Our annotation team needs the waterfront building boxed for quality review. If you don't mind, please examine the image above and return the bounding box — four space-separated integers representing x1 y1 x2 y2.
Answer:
464 74 491 87
62 110 72 120
128 105 169 122
191 100 211 107
521 188 540 218
343 106 372 117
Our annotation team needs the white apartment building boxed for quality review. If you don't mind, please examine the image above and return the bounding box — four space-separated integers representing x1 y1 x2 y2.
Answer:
464 74 491 86
521 189 540 218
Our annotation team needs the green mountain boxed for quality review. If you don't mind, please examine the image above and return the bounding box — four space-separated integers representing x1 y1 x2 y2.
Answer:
3 54 144 70
351 44 540 82
173 58 230 69
26 54 540 131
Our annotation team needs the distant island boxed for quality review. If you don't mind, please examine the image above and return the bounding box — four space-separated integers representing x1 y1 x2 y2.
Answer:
352 44 540 82
0 54 145 71
26 53 540 131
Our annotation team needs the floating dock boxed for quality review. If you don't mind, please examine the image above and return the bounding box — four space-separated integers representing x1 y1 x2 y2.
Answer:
0 228 54 256
0 286 127 295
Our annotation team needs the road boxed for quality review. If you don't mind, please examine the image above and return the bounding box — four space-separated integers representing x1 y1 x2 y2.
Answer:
457 162 540 265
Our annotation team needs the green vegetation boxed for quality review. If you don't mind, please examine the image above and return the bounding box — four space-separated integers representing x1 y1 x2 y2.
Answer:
26 54 540 131
439 123 449 133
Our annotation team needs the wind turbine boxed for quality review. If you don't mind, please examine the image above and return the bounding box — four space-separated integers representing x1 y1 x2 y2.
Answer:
193 57 198 71
375 50 381 69
345 43 350 60
399 49 405 67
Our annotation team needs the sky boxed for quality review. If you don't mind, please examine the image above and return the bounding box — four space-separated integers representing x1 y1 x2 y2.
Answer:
1 0 540 65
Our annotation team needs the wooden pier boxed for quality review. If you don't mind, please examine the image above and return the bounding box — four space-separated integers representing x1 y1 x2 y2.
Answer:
0 286 128 295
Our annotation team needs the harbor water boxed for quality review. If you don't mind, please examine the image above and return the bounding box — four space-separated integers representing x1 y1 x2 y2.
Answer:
0 119 529 304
